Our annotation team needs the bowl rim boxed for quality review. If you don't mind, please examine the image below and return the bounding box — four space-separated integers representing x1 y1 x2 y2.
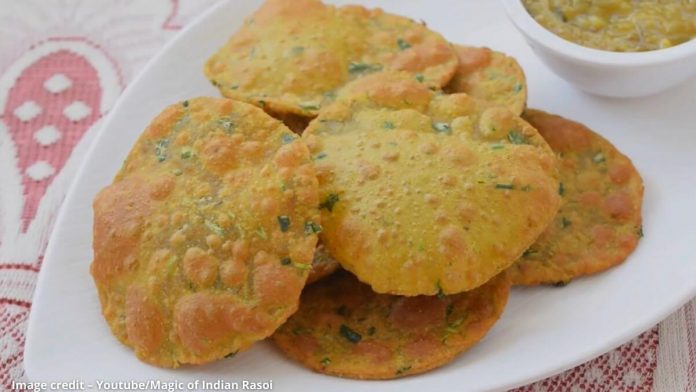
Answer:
499 0 696 66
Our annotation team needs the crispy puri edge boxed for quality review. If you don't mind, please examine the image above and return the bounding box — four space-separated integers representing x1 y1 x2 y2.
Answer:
512 109 645 286
270 273 511 379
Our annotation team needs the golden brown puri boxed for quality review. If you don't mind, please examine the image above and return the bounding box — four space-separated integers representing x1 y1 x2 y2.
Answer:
91 97 321 368
303 72 561 296
509 109 644 286
306 242 340 285
205 0 458 118
272 270 510 380
445 45 527 115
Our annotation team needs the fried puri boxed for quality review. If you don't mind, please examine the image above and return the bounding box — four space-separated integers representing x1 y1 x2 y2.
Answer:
509 109 644 285
272 270 510 379
303 72 560 295
446 45 527 115
204 0 458 118
91 97 320 367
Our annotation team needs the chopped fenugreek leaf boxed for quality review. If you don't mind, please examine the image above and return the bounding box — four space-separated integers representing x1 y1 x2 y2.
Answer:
155 139 169 162
415 73 425 82
491 143 505 150
592 152 606 163
495 183 515 190
432 122 451 134
281 133 295 144
507 130 526 144
180 148 193 159
277 215 291 232
553 281 568 287
397 38 411 50
436 282 445 299
182 100 189 108
280 257 292 266
255 227 267 240
561 216 572 228
319 193 340 212
558 182 565 196
291 46 305 55
224 351 237 359
445 303 454 318
637 225 644 238
339 324 362 343
299 102 320 111
320 357 331 366
367 326 376 336
348 62 382 74
217 117 234 133
383 121 395 130
314 152 327 160
396 365 412 375
513 82 523 93
523 248 538 258
304 221 322 235
205 220 225 236
173 169 183 176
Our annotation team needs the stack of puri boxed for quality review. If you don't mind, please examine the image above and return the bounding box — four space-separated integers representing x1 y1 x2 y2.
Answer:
90 0 644 380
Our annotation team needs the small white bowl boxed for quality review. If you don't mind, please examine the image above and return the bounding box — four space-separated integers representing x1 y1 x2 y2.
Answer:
500 0 696 97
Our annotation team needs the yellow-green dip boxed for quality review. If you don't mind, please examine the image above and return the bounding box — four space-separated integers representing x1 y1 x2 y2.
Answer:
522 0 696 52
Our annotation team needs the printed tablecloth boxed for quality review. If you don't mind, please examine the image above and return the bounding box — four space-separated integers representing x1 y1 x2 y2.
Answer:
0 1 693 391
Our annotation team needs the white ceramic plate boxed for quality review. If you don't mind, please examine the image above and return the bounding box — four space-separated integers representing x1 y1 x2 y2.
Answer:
24 1 696 391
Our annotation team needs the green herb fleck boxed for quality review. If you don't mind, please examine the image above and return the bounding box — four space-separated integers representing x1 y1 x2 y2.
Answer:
508 130 526 144
432 122 451 134
521 185 532 191
173 169 183 176
446 303 454 318
383 121 395 130
280 257 292 266
339 324 362 343
229 84 239 90
553 281 568 287
320 357 331 366
561 216 572 228
291 46 305 55
396 365 412 375
281 133 295 144
277 215 291 232
182 100 189 108
513 82 523 93
558 182 565 196
304 221 322 235
155 139 169 162
436 282 445 299
224 351 237 359
367 326 376 336
205 220 225 236
299 102 320 111
592 152 606 163
180 148 193 159
491 143 505 150
397 38 411 50
637 225 644 238
348 62 382 74
415 73 425 83
217 117 234 133
255 227 267 240
495 183 515 190
314 152 327 160
319 193 340 212
522 248 537 258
